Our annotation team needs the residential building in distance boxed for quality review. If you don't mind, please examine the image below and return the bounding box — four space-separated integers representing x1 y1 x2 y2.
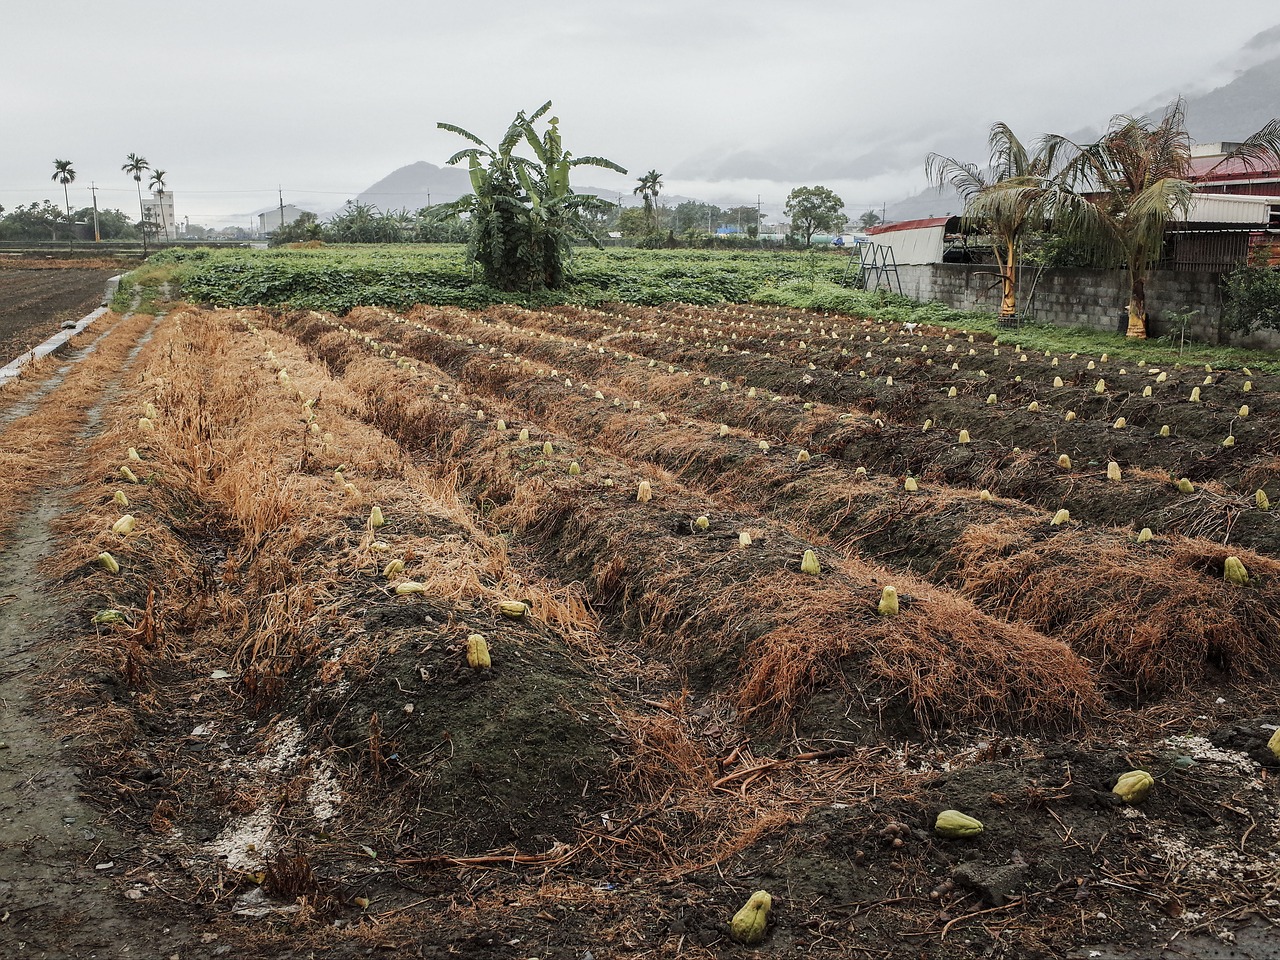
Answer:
141 191 177 240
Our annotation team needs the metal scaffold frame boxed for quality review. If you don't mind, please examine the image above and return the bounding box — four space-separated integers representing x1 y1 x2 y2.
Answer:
845 241 903 295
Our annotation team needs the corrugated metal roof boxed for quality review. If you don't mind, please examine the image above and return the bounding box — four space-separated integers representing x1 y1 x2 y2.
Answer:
1184 192 1280 224
1188 156 1280 183
866 216 955 235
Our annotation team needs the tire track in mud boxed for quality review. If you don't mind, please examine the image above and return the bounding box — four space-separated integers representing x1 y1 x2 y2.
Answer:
0 303 192 959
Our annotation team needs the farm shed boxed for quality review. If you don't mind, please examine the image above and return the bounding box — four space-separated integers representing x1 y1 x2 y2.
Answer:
864 216 961 265
1165 192 1280 271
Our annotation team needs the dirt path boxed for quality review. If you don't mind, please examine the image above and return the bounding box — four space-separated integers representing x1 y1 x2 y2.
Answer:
0 301 196 959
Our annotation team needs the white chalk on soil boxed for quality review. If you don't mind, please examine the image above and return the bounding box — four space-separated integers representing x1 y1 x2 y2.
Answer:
206 805 278 871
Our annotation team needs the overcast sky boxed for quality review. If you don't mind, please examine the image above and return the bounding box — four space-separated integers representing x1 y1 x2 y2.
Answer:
4 0 1278 228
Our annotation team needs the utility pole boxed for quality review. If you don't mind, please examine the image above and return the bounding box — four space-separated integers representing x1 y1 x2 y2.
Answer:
278 186 286 236
90 182 101 241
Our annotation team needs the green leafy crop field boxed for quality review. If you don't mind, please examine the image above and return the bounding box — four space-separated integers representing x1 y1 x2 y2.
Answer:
156 244 853 312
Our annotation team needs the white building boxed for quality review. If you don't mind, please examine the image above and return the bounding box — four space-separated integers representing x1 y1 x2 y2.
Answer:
258 205 305 234
142 191 177 240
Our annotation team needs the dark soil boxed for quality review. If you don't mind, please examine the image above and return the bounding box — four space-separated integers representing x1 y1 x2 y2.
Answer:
0 263 123 363
6 298 1280 960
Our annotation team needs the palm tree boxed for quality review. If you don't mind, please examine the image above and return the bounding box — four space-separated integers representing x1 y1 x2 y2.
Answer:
1046 99 1280 338
148 168 169 241
858 209 883 231
633 170 663 232
51 159 76 240
926 124 1052 319
122 153 150 254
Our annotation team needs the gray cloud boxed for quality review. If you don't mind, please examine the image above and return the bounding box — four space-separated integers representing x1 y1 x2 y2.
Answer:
3 0 1277 227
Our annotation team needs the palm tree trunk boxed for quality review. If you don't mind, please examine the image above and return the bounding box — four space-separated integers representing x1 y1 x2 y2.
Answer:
136 180 149 256
998 237 1017 317
1126 259 1148 338
63 183 73 252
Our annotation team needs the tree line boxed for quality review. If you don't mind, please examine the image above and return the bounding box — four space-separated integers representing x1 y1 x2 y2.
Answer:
1 155 172 246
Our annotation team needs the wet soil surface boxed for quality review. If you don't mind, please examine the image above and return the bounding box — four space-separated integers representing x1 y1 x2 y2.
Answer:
0 304 198 959
0 264 123 364
0 491 192 958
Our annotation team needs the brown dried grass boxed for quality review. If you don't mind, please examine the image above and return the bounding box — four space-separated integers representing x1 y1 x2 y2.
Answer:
350 310 1280 710
951 519 1280 696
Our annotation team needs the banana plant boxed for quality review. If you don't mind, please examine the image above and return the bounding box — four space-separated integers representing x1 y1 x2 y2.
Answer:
437 102 625 292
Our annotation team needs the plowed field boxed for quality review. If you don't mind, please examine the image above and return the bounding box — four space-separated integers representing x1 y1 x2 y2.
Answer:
0 260 123 362
2 294 1277 959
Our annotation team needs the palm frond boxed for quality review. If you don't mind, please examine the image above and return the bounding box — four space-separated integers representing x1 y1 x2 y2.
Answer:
446 147 489 167
497 118 528 161
512 116 547 164
1213 118 1280 173
988 122 1030 178
924 153 987 199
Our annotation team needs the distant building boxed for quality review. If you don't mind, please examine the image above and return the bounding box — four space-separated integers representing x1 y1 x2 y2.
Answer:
258 205 305 234
141 191 177 240
1186 141 1280 200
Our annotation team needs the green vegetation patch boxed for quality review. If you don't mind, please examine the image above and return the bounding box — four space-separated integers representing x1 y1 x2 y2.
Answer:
154 245 850 312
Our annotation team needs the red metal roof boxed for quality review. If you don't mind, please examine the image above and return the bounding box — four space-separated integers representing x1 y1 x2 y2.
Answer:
1188 155 1280 183
866 216 954 235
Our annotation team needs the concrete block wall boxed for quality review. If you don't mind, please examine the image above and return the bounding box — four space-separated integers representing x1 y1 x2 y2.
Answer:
888 263 1280 350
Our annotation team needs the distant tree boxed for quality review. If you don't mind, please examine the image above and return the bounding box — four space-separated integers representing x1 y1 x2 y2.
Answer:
71 206 139 240
379 208 416 243
858 209 883 230
0 201 62 241
326 201 381 242
121 153 150 253
673 200 721 234
724 204 761 234
415 204 470 243
438 101 625 292
634 170 663 231
784 185 846 246
268 211 323 246
148 168 169 239
51 159 76 238
615 206 651 237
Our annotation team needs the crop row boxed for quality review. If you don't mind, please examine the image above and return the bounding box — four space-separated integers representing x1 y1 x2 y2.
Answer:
32 303 1280 957
318 300 1276 553
277 306 1280 700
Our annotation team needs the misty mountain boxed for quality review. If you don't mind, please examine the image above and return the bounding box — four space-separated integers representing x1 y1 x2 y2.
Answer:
1181 46 1280 142
883 24 1280 224
355 161 653 212
355 161 472 212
